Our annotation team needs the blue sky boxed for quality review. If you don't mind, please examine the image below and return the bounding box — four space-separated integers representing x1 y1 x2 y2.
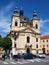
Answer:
0 0 49 37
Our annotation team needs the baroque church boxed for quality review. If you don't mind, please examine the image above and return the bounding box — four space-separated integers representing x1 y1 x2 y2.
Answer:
9 7 49 54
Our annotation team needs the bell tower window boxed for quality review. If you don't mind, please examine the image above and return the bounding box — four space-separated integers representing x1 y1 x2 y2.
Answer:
27 36 30 43
14 44 16 48
36 24 38 29
15 21 17 26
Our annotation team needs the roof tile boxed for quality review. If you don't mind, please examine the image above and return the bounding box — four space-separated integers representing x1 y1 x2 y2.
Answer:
41 35 49 39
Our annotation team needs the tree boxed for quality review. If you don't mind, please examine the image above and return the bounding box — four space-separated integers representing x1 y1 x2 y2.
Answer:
0 35 2 38
0 35 2 47
0 35 12 51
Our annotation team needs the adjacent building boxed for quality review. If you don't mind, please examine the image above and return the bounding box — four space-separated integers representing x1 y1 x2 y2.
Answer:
41 35 49 54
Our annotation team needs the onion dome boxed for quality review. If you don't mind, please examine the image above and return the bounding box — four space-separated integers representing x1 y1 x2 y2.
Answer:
20 8 24 16
13 6 19 16
33 10 37 18
32 10 40 20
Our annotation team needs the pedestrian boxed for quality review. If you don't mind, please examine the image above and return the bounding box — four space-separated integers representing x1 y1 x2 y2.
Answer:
7 50 9 58
19 51 23 62
15 48 18 61
0 49 2 55
12 47 16 60
0 49 2 57
2 49 6 61
9 50 12 60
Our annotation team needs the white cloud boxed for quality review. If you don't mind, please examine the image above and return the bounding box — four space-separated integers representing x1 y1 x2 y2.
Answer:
40 19 49 36
40 19 49 28
0 2 14 37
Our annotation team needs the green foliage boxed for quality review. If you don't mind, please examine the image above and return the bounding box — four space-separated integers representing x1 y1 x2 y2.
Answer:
0 35 12 51
0 35 3 47
0 35 2 38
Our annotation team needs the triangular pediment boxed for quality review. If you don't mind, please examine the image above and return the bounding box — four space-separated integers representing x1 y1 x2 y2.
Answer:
10 27 40 35
20 27 37 34
23 28 33 32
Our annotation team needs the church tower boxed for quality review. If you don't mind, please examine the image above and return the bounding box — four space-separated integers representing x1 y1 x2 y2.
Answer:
31 10 40 34
31 10 41 54
10 7 20 49
11 7 20 28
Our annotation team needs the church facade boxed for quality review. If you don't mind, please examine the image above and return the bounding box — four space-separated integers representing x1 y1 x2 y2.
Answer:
9 7 44 54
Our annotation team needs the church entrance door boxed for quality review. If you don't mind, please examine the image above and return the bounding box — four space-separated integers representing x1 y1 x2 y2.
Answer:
26 48 30 53
42 48 45 54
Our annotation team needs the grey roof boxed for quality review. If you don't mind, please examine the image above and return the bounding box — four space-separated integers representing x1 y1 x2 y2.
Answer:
20 16 30 23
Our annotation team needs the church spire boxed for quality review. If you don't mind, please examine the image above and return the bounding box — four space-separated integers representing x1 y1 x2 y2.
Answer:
20 7 24 16
13 6 19 16
32 10 40 20
33 10 37 18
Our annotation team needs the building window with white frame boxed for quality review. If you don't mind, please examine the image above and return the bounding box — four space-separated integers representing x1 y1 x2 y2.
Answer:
36 38 38 42
36 24 38 29
15 21 17 26
27 36 30 43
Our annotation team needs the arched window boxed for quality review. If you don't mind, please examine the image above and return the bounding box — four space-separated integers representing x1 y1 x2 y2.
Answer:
36 45 38 48
43 40 44 42
15 21 17 26
47 45 48 47
47 50 48 53
36 38 38 42
47 40 48 42
27 36 30 43
36 24 38 29
14 44 16 48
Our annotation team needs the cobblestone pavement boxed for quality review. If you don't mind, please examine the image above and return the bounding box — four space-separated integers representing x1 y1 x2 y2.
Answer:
0 58 49 65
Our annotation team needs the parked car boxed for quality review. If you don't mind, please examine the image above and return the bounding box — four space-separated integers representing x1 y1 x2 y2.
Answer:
45 53 49 55
22 53 36 59
36 53 46 58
